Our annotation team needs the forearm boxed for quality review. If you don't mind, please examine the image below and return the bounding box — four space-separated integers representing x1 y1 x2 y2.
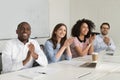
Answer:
80 44 92 56
107 43 116 51
23 57 31 65
31 52 38 60
66 47 72 57
35 53 48 66
23 51 31 65
88 44 94 55
55 46 66 59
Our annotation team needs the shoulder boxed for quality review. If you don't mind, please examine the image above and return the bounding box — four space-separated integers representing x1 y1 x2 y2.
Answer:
29 38 37 42
5 39 17 45
71 37 80 47
28 39 41 48
94 35 102 41
29 39 39 44
45 40 53 46
44 40 54 51
73 37 77 40
73 37 79 42
97 34 103 38
2 39 17 52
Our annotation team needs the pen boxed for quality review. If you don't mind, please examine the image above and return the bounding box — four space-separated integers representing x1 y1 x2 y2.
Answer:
19 75 32 79
78 72 91 78
38 72 47 74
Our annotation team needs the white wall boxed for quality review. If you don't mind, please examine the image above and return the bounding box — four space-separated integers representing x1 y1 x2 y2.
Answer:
0 0 70 52
70 0 120 51
36 0 70 44
1 0 120 52
37 0 70 43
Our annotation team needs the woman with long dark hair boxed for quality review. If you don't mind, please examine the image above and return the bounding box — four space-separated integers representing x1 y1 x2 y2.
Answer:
44 23 73 63
71 19 95 58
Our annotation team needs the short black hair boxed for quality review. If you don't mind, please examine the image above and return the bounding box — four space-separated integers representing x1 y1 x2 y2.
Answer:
100 22 110 29
17 22 31 30
71 18 95 38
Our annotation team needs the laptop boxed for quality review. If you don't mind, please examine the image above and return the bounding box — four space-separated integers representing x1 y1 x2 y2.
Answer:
80 62 97 68
80 51 105 68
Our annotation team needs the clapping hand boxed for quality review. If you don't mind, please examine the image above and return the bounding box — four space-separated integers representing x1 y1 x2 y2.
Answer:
103 36 110 45
28 43 38 59
64 37 74 48
89 34 96 44
28 42 35 53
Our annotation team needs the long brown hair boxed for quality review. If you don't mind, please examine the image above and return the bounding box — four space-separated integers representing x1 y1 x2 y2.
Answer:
49 23 67 49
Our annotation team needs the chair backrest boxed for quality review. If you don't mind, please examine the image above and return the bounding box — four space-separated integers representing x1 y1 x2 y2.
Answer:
0 53 2 74
40 44 44 51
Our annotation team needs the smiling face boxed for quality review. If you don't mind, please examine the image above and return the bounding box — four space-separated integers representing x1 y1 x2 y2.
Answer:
101 24 110 36
80 23 89 36
55 25 67 39
16 22 31 43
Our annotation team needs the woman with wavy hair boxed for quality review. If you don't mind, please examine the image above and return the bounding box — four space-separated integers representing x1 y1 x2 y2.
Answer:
71 19 95 58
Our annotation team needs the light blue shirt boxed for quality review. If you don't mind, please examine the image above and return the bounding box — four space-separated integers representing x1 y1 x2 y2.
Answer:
94 34 116 53
44 40 71 63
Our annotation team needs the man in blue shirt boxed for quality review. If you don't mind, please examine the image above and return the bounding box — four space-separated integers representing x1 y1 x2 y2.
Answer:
94 22 116 53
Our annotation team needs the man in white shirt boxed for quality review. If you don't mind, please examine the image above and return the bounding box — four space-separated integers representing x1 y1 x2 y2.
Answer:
94 22 116 53
2 22 48 73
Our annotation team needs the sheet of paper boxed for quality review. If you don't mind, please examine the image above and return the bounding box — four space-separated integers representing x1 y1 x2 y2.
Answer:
97 72 120 80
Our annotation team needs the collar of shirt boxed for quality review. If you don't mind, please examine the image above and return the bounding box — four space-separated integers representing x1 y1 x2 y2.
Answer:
77 37 86 43
99 34 109 39
16 38 31 46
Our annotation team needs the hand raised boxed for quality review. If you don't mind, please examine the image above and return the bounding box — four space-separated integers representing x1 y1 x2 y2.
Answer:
28 42 35 53
103 36 110 45
63 37 74 47
89 34 96 44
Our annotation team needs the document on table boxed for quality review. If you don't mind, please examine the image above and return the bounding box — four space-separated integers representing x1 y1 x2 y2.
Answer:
18 71 46 79
18 69 45 79
95 62 120 72
96 72 120 80
18 67 61 79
